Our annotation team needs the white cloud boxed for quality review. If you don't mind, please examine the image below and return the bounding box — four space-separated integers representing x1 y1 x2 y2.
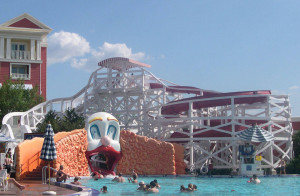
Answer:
48 31 147 71
289 85 299 90
71 42 146 72
48 31 90 65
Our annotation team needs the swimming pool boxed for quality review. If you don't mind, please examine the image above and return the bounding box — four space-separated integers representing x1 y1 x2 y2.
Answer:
75 175 300 195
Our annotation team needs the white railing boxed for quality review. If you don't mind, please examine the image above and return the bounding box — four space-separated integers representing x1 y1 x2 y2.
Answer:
20 86 87 131
11 50 30 60
10 73 30 80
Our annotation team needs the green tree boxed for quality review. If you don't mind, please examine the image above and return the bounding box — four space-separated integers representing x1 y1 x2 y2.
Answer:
0 79 43 126
292 130 300 158
36 109 85 133
59 108 85 131
35 110 61 133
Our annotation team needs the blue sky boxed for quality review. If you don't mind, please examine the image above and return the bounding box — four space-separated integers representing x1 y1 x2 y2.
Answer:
1 1 300 116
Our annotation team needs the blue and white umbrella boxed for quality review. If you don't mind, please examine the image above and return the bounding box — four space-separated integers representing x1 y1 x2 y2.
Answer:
40 124 57 193
236 124 275 142
40 124 57 161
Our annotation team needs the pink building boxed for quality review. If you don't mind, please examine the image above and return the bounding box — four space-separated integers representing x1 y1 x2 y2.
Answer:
0 13 52 99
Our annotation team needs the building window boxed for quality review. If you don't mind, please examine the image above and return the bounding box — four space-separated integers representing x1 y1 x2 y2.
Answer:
11 42 29 60
10 64 30 80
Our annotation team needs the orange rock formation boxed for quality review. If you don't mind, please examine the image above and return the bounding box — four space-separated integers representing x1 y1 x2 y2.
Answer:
54 129 89 176
116 130 185 175
16 129 185 179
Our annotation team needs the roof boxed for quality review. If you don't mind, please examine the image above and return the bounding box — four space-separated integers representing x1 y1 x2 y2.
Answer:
0 13 52 34
98 57 151 71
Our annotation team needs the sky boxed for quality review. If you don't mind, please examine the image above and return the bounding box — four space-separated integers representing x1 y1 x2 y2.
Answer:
1 1 300 116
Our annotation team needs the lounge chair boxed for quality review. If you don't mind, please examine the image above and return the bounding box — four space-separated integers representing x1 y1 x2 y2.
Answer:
0 169 8 191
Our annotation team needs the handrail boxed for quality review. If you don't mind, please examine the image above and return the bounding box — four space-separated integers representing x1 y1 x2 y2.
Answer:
42 166 57 184
20 151 41 179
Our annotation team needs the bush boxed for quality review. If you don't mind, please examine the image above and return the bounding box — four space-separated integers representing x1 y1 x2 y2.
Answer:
286 155 300 174
211 168 233 175
285 130 300 174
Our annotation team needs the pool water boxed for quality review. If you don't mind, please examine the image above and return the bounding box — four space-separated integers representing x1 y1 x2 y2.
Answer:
77 176 300 195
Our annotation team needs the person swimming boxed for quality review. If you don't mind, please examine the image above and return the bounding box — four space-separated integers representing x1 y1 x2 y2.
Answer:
100 186 107 193
112 173 125 182
128 173 138 183
147 181 159 193
180 183 197 192
137 181 146 190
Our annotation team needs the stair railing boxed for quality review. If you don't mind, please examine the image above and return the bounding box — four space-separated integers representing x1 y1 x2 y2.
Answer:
42 166 58 184
19 151 42 180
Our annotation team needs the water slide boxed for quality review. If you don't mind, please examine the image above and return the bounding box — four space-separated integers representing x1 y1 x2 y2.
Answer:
149 83 272 139
160 90 271 115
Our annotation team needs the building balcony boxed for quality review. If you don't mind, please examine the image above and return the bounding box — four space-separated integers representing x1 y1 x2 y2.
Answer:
10 73 30 80
11 50 31 60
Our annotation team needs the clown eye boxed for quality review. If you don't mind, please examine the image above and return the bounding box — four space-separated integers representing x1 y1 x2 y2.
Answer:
107 125 116 140
90 125 101 139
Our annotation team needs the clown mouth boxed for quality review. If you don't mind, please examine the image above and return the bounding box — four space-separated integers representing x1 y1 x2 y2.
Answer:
85 145 122 176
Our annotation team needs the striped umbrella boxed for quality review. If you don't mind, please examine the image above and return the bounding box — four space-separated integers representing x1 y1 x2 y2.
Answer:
40 123 57 161
236 124 275 142
40 123 56 192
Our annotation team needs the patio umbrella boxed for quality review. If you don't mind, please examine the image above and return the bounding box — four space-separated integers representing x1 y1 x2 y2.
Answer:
40 123 57 194
236 124 275 142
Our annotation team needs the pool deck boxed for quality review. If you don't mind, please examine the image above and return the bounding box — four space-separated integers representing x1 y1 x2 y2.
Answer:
0 180 78 196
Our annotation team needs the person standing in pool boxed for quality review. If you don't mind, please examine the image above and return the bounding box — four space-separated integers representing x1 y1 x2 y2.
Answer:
251 175 261 184
128 173 138 183
132 169 138 179
279 158 286 175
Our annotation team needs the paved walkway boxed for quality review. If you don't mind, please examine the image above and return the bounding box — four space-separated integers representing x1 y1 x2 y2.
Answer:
0 180 78 195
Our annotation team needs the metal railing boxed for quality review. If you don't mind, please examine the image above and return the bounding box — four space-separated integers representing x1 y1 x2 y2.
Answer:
42 166 57 184
20 151 41 176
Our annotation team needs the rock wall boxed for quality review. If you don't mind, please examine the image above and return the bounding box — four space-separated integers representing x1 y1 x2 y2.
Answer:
173 143 186 174
116 130 184 175
54 129 89 176
16 129 185 179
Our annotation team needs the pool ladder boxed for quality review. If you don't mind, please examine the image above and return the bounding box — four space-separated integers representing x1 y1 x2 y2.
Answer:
42 166 57 184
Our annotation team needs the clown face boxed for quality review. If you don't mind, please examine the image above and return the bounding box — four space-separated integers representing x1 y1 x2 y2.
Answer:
85 112 122 175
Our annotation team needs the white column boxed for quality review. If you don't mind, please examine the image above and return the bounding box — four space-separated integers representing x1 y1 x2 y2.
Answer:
0 37 4 58
37 40 41 60
6 38 11 59
30 39 35 60
189 102 194 169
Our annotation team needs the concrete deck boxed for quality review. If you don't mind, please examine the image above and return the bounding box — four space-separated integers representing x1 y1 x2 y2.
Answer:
0 180 78 195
